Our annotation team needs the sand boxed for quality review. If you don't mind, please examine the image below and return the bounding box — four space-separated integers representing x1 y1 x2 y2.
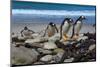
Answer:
11 23 95 36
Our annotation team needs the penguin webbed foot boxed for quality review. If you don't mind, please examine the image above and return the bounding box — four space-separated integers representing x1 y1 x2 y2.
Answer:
61 34 70 42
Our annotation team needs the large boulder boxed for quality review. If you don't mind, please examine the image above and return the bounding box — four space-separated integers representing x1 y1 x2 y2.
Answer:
11 45 39 65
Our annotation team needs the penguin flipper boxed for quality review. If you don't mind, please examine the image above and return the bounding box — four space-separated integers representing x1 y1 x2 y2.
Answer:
60 24 63 40
54 25 59 33
20 29 24 37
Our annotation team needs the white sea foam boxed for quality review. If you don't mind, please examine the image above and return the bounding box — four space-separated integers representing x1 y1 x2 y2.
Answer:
12 9 95 16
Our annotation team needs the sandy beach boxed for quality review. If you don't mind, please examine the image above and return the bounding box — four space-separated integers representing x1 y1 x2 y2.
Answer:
11 23 95 36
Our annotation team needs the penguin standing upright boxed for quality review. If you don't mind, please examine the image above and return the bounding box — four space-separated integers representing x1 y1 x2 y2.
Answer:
71 16 86 40
60 18 73 41
43 22 58 37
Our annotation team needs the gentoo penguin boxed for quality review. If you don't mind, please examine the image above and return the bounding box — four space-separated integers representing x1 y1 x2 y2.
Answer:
20 26 35 39
60 18 73 41
71 16 86 40
43 22 58 37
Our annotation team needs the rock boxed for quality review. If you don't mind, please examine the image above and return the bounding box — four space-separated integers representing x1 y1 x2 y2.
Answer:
18 36 25 40
77 36 88 41
43 42 57 49
37 48 52 54
12 36 25 43
53 48 64 54
24 43 44 48
40 55 53 62
32 33 39 38
15 42 25 47
62 41 70 46
52 52 64 63
79 34 84 37
63 41 76 46
84 33 96 40
11 45 39 65
75 43 81 47
55 40 66 49
32 49 40 56
34 62 44 64
48 33 60 42
64 58 74 62
50 60 56 63
88 44 96 51
25 37 48 44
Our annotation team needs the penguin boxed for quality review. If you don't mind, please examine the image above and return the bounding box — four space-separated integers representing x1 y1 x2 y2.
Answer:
43 22 58 37
60 18 73 41
71 16 86 40
20 26 35 39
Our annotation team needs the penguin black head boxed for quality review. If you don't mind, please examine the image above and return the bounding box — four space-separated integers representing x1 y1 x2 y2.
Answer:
64 18 73 24
24 26 28 30
79 16 86 20
49 22 55 26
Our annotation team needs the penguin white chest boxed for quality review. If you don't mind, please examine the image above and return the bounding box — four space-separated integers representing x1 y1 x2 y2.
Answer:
48 26 55 32
23 30 30 36
75 21 82 33
62 22 70 33
47 26 56 37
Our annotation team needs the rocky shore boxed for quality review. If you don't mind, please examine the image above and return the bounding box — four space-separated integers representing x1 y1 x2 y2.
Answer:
11 32 96 66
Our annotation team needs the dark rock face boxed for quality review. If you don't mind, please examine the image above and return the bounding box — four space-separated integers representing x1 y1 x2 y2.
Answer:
84 32 96 40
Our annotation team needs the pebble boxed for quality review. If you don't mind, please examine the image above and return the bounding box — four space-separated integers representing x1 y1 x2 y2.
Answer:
37 48 52 54
53 48 64 54
88 44 96 51
64 58 74 63
34 62 44 64
77 36 88 41
43 42 57 49
40 55 53 62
